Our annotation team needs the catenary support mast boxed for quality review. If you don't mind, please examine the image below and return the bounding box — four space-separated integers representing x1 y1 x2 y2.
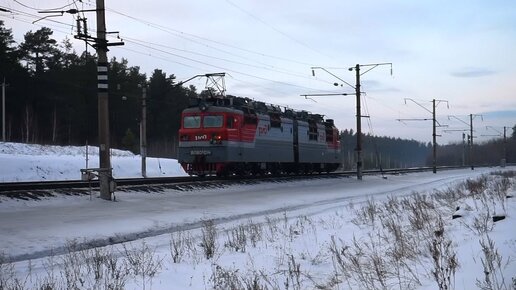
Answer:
96 0 112 200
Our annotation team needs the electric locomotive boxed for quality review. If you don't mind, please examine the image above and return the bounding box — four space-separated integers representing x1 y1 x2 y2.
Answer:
178 95 341 176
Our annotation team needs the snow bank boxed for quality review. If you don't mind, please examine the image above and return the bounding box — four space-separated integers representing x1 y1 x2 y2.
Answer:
0 142 187 181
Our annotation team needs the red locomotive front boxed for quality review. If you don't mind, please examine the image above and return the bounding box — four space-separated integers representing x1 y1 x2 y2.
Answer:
178 104 247 176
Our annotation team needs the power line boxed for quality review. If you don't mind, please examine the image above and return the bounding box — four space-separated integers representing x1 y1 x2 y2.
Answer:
3 3 339 100
122 37 336 86
12 0 78 11
4 13 326 96
123 39 332 93
224 0 334 61
81 1 318 67
3 13 75 37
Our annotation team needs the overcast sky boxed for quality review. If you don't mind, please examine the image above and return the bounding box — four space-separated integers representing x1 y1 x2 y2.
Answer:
1 0 515 143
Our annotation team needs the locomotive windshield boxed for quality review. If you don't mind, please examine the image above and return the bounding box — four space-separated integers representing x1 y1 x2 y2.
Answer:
203 115 223 128
183 116 201 128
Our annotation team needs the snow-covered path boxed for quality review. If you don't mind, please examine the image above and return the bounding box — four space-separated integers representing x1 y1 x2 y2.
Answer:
0 167 500 262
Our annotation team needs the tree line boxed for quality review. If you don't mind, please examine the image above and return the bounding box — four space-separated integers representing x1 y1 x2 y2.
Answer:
1 22 514 166
1 21 194 156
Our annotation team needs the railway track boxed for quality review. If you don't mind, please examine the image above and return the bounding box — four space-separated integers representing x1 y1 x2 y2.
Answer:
0 165 475 198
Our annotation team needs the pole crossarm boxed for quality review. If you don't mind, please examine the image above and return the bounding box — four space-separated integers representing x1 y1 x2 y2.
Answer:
447 115 470 126
396 118 432 121
311 67 355 89
300 93 354 97
443 129 469 133
353 62 393 76
404 98 432 114
485 125 503 135
38 8 98 14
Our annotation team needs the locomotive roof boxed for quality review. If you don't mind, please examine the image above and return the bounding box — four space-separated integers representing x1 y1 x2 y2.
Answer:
187 95 332 124
182 106 242 114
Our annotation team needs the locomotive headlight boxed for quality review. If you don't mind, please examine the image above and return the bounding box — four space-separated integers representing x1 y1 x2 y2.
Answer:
180 135 189 141
211 134 223 144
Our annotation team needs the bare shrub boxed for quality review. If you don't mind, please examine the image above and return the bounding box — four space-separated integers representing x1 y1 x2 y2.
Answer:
404 193 435 232
329 235 391 290
490 170 516 178
285 254 302 290
122 241 163 290
40 252 59 290
472 210 494 235
241 272 270 290
382 195 401 216
101 249 130 290
225 224 247 253
264 216 280 243
379 213 418 261
210 264 243 290
351 198 381 227
61 241 86 289
475 235 511 290
0 253 29 290
433 185 467 207
489 176 512 213
170 231 192 263
201 219 218 259
492 176 512 198
245 220 263 248
466 175 488 196
429 217 459 290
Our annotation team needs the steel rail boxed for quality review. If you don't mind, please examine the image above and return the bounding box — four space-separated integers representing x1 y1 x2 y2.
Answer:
0 165 485 195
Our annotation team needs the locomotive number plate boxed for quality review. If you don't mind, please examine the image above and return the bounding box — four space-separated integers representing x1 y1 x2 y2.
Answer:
190 150 211 155
195 134 208 141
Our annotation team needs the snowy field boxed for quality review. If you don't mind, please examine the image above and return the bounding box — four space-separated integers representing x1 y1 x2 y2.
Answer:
0 142 515 289
0 142 187 182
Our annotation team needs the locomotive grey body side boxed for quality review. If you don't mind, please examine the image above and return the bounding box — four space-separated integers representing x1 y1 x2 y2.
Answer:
178 96 341 176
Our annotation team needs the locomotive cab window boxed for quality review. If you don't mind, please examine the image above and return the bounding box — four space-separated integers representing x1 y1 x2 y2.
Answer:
226 116 237 128
183 116 201 128
308 121 318 141
203 115 223 128
269 113 281 128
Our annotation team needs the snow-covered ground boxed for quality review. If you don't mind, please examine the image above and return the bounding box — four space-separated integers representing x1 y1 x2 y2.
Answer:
0 142 515 289
0 142 187 182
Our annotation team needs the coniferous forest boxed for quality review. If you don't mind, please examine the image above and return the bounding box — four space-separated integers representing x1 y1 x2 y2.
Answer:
1 22 515 166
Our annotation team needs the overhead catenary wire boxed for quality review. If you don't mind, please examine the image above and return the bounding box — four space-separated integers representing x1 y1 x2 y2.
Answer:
122 37 337 86
2 12 76 38
12 0 78 11
80 1 319 67
223 0 335 62
362 94 387 175
2 12 336 99
2 1 345 102
122 38 337 94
